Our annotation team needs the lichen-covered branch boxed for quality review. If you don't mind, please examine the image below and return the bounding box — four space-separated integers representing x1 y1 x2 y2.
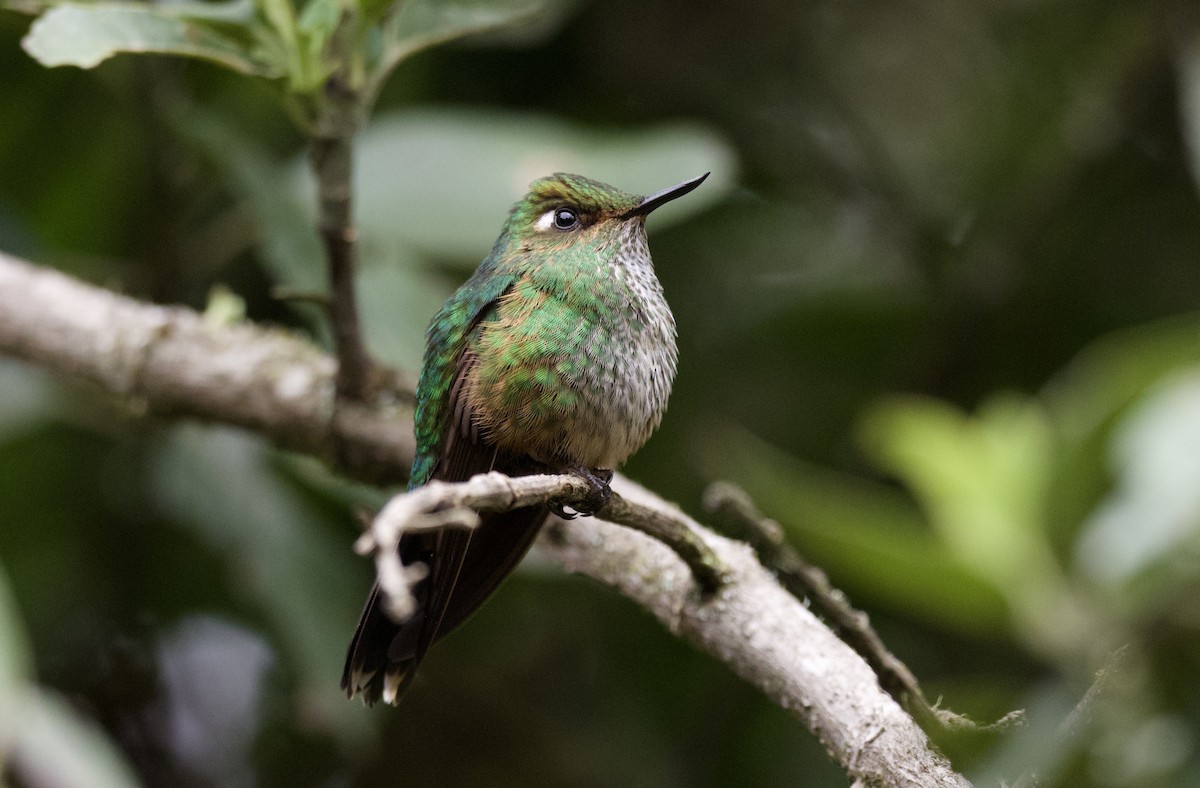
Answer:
0 252 972 787
0 252 414 486
357 472 729 621
546 478 971 788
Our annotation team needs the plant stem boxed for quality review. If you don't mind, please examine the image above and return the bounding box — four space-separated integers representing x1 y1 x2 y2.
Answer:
310 112 372 403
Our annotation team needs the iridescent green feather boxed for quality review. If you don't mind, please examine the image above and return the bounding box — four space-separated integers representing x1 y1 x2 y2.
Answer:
408 257 513 489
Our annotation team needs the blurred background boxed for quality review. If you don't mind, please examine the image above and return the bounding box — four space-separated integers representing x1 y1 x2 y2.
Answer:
3 0 1200 785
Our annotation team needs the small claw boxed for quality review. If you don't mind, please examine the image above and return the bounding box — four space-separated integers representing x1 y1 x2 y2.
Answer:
542 463 614 518
548 499 578 520
571 467 612 517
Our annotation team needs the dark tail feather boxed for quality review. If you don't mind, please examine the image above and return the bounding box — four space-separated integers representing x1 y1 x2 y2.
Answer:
435 506 548 636
341 505 548 705
340 584 419 704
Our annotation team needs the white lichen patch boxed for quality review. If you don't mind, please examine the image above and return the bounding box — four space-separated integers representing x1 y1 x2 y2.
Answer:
273 365 316 401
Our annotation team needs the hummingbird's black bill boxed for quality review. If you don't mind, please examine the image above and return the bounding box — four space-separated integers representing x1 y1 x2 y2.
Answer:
621 172 710 218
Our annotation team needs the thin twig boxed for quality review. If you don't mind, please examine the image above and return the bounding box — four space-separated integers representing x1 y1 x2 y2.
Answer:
700 479 916 695
703 481 1018 733
357 472 729 620
702 481 923 700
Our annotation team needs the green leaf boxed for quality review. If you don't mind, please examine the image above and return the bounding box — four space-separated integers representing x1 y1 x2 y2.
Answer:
1178 29 1200 198
22 1 278 76
860 394 1056 591
386 0 559 64
0 558 33 696
1040 315 1200 538
296 0 342 88
258 0 299 50
704 429 1008 638
1075 369 1200 591
364 0 577 95
860 395 1095 659
257 0 333 91
1045 315 1200 448
342 107 738 263
298 0 342 37
8 690 140 788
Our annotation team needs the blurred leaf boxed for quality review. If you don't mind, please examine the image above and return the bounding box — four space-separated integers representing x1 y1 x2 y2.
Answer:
860 394 1055 591
1041 316 1200 539
705 429 1008 638
384 0 559 65
154 616 275 784
320 107 738 263
21 1 278 76
860 395 1094 661
1045 316 1200 447
150 425 372 745
177 107 439 369
0 545 136 788
0 558 32 697
8 689 140 788
1178 29 1200 198
295 0 340 88
257 0 301 78
297 0 341 36
1075 369 1200 589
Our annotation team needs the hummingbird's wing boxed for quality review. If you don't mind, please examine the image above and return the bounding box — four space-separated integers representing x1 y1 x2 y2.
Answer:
343 270 547 704
402 312 551 677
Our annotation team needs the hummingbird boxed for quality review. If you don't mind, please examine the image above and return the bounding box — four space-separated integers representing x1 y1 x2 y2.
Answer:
342 171 709 705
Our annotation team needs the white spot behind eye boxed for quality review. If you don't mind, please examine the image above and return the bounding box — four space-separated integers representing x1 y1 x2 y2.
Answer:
535 210 556 232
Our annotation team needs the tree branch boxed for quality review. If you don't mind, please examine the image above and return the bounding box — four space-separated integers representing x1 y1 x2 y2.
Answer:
703 484 929 705
356 472 730 621
0 251 971 787
546 477 970 788
0 252 414 486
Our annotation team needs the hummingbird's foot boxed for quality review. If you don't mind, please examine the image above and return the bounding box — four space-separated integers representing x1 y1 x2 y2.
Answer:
547 465 613 519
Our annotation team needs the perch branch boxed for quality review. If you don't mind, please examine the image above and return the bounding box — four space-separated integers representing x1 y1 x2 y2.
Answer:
356 472 729 621
0 252 971 787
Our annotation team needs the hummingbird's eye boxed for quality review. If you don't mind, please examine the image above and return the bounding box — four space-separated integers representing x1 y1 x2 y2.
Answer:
553 208 579 230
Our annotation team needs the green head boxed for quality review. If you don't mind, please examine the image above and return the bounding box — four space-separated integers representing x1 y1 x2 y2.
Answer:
499 172 709 252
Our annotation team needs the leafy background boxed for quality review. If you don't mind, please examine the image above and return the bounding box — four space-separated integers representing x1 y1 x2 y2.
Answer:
3 0 1200 785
